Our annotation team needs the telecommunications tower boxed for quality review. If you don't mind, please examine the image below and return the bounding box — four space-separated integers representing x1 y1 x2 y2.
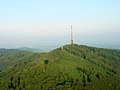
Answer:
71 25 73 45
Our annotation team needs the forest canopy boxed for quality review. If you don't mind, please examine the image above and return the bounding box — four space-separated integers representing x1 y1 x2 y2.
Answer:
0 44 120 90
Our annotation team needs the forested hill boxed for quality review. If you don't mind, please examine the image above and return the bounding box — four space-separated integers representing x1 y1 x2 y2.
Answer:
0 44 120 90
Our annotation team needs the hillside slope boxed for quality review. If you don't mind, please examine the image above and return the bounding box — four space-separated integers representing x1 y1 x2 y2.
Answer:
0 44 120 90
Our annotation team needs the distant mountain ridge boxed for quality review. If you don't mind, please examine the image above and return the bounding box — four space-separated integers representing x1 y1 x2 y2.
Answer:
17 47 42 52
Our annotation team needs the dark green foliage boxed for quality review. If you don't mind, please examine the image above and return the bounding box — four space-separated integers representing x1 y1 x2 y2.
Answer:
44 60 49 65
96 73 100 79
0 44 120 90
76 67 81 73
82 74 87 87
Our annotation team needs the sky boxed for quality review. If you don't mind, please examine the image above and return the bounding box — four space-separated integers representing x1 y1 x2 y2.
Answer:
0 0 120 49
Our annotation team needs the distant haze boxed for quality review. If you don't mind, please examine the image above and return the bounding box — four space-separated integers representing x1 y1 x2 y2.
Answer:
0 0 120 49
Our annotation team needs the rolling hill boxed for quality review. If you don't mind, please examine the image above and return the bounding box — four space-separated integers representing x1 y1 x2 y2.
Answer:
0 44 120 90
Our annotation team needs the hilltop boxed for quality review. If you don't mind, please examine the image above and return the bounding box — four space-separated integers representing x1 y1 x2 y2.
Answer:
0 44 120 90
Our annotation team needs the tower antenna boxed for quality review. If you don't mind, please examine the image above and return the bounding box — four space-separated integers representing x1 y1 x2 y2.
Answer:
71 25 73 45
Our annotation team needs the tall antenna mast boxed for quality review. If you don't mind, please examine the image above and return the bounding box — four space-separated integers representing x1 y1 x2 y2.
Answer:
71 25 73 45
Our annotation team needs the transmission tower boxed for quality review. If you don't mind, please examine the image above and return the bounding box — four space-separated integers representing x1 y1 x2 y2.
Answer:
71 25 73 45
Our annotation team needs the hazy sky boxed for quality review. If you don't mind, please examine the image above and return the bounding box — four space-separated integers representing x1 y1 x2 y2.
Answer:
0 0 120 49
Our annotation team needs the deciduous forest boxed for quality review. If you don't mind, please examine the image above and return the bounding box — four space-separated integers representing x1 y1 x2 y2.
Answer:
0 44 120 90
